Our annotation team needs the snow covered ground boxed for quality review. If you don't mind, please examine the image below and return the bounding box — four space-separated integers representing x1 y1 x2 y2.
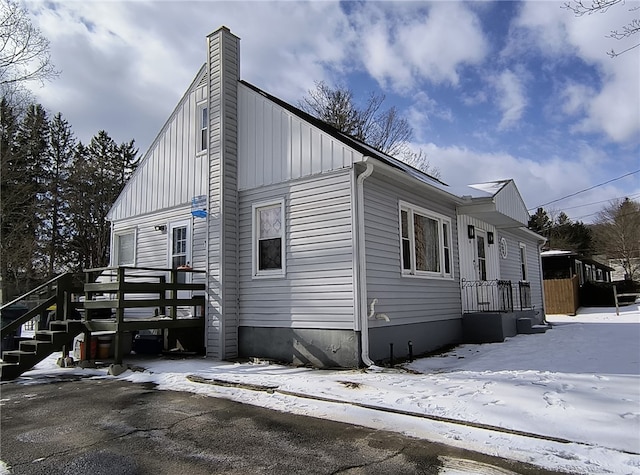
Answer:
4 305 639 474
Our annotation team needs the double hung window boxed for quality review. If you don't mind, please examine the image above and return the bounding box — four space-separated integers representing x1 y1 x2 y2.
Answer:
519 243 528 281
253 199 285 278
400 201 453 279
114 230 136 266
197 103 208 153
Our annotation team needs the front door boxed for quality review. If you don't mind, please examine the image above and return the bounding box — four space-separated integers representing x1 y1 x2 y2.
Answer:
475 230 490 309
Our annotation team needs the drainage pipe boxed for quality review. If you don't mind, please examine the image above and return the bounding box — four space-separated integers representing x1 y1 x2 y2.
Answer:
356 162 375 366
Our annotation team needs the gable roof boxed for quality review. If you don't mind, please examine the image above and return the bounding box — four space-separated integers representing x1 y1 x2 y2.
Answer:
457 179 530 228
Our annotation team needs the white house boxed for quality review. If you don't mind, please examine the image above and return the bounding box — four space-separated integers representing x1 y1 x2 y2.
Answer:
107 26 546 367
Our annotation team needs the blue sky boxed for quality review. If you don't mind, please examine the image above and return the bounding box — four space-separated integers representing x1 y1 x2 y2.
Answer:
24 0 639 223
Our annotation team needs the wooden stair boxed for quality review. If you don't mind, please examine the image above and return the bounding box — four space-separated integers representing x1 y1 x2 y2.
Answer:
0 320 84 381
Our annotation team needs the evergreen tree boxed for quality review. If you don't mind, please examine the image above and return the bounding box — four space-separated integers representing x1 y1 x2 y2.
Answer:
5 103 49 293
0 96 20 299
42 112 75 276
528 208 552 235
529 207 593 254
67 132 138 270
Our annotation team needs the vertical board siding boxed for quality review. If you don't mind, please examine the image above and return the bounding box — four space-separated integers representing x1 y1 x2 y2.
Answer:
237 84 364 190
363 173 461 327
108 71 208 221
456 215 499 282
238 170 354 329
494 181 530 225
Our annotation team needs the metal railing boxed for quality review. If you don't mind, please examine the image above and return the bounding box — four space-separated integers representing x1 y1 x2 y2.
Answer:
461 279 533 313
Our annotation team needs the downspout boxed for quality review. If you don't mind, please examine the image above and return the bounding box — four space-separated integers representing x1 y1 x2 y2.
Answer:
356 161 375 366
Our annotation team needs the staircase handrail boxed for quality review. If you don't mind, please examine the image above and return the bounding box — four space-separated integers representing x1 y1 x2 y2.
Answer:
0 273 66 311
1 273 80 339
1 295 56 338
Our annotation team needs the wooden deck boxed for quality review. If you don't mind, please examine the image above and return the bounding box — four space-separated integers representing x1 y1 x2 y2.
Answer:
82 266 207 364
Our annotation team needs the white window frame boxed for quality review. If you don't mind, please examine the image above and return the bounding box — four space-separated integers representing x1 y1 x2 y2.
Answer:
399 201 453 280
113 229 137 266
197 102 208 154
252 199 286 279
519 242 528 282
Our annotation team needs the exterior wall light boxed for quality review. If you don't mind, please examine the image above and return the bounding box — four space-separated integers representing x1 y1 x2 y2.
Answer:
467 225 475 239
154 225 166 232
488 231 494 244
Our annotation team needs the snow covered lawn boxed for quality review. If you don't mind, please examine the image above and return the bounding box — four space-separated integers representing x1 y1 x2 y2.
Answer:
7 305 640 474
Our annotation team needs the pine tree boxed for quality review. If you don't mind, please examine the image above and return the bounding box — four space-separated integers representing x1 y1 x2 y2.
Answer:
5 103 49 293
0 96 20 300
42 112 75 276
66 132 138 270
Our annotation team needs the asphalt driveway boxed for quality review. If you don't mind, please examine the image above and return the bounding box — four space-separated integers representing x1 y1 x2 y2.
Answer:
1 376 569 474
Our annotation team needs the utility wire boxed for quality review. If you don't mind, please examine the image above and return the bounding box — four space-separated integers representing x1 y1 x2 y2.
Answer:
528 169 640 211
559 192 640 211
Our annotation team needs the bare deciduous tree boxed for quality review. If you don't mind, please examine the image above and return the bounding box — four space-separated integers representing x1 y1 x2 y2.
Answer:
299 81 412 157
398 148 441 180
563 0 640 57
0 0 58 86
593 198 640 280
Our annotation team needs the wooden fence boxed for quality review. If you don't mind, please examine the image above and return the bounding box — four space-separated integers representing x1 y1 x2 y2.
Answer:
544 275 579 315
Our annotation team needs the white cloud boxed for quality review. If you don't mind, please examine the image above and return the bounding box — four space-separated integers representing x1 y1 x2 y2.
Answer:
350 2 489 91
419 142 637 222
27 1 354 150
492 69 527 130
509 1 640 144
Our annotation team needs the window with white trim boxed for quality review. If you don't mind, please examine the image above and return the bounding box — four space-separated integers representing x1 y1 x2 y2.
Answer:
400 202 453 279
253 199 285 277
519 242 528 281
114 230 136 266
197 103 208 153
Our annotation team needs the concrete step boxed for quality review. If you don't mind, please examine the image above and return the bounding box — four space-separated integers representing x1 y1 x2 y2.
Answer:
0 362 21 381
516 318 548 334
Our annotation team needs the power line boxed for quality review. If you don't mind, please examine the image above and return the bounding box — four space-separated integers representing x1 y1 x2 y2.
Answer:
528 169 640 211
559 192 640 211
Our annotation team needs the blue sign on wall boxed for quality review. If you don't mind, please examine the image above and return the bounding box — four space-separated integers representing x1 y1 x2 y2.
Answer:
191 195 207 218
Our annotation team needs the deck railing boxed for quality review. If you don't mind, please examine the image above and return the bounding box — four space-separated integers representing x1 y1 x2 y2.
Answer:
461 279 533 313
83 266 207 323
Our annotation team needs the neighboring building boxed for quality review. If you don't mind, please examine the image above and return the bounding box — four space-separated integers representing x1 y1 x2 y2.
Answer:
541 250 613 285
541 250 614 314
106 26 546 367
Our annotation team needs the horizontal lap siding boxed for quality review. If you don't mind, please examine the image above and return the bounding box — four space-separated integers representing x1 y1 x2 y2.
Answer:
238 170 355 329
110 207 206 318
363 174 461 327
499 229 544 313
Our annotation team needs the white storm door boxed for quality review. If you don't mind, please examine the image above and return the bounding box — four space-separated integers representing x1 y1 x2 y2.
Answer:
168 220 192 288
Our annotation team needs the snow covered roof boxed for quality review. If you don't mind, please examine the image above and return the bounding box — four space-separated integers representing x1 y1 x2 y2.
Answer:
540 250 574 257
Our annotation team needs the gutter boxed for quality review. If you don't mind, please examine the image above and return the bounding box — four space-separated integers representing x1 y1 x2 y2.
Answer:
356 161 375 367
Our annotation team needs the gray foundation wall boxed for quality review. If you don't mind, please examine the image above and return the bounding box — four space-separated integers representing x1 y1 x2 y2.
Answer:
240 318 463 368
238 327 360 368
368 319 462 363
462 310 538 343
